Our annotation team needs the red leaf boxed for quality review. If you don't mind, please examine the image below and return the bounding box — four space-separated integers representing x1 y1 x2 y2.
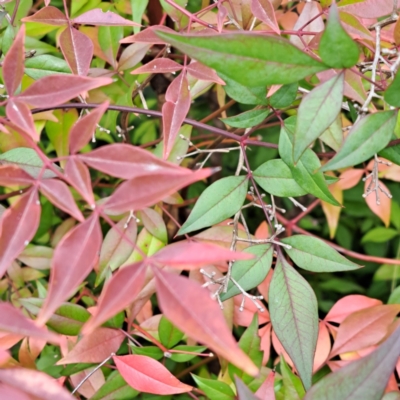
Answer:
113 354 192 394
6 100 39 142
330 304 400 357
325 294 382 323
0 165 34 187
79 143 184 179
39 179 84 221
217 4 228 33
259 323 272 365
72 9 140 26
0 188 40 278
186 61 225 85
314 321 331 372
120 25 175 44
104 168 214 214
82 262 146 334
0 384 32 400
57 328 124 364
37 213 102 324
255 370 276 400
162 73 191 159
251 0 280 34
338 0 393 18
65 157 95 206
0 302 59 343
0 368 76 400
21 6 68 25
152 267 258 376
151 241 253 268
70 102 109 153
2 24 25 95
131 58 183 75
60 26 93 76
17 75 112 108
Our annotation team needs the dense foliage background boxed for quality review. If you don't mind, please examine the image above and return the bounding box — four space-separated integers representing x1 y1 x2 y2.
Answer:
0 0 399 398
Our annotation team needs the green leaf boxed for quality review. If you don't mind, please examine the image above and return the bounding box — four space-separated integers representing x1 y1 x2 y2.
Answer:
280 356 305 400
169 345 207 362
379 143 400 166
155 31 328 87
178 176 249 235
221 109 270 129
191 375 235 400
0 147 61 178
321 111 397 172
60 363 95 377
384 71 400 107
294 73 344 161
131 0 148 34
279 119 340 206
220 244 273 301
304 325 400 400
24 55 70 80
253 159 307 197
98 25 123 68
361 227 399 243
318 3 360 68
388 286 400 304
269 83 298 109
229 314 263 383
320 115 343 152
91 370 139 400
130 346 164 360
25 36 58 56
269 254 318 390
281 235 361 272
219 73 269 105
159 316 184 348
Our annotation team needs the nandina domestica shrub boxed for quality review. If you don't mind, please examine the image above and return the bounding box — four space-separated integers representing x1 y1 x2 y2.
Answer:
0 0 399 398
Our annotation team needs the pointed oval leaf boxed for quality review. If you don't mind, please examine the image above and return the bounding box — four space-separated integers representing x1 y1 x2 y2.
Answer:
6 100 39 142
253 159 307 197
294 73 344 161
17 75 112 108
221 244 273 301
0 188 41 278
384 72 400 107
319 3 360 69
120 25 175 44
251 0 280 34
221 109 270 129
114 354 192 394
321 111 397 172
0 165 34 187
83 262 147 334
269 254 319 390
37 213 102 324
131 58 183 74
235 376 259 400
255 370 276 400
138 208 167 244
153 267 258 376
178 176 249 235
154 31 328 87
191 374 236 400
117 43 151 72
304 325 400 400
21 6 68 25
280 235 361 272
90 370 139 400
186 61 225 85
72 9 140 26
269 83 298 109
39 179 84 221
364 179 391 226
2 24 25 95
65 157 95 206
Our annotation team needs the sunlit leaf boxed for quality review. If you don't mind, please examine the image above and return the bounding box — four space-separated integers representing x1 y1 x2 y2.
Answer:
364 179 392 227
72 9 140 26
21 6 68 25
6 100 39 142
191 374 235 400
251 0 279 34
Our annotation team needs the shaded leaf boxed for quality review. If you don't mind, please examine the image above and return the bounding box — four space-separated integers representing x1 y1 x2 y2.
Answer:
159 316 184 348
117 43 151 71
385 72 400 107
251 0 279 34
235 376 258 400
138 208 167 243
320 115 343 152
18 245 53 270
221 109 270 129
269 83 298 109
24 55 70 80
364 179 391 227
191 374 235 400
72 9 140 26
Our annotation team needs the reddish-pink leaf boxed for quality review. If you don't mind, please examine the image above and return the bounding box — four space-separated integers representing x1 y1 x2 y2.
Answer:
65 157 95 206
259 323 272 365
217 4 228 32
162 73 191 159
104 168 214 214
338 0 393 18
79 143 184 179
186 61 225 85
60 26 93 76
0 368 76 400
314 321 331 372
251 0 280 34
255 370 275 400
330 304 400 357
152 267 258 376
72 9 140 26
82 262 146 334
39 179 84 221
0 188 40 278
37 213 102 324
117 43 151 72
337 168 364 190
70 102 109 153
6 100 39 142
21 6 68 25
0 302 59 343
0 165 34 187
2 24 25 95
325 295 382 323
114 354 192 394
120 25 175 44
365 179 391 227
151 241 253 268
57 328 124 364
0 384 32 400
131 58 183 75
17 75 112 108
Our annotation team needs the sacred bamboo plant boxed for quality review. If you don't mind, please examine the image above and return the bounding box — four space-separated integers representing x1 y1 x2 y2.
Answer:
0 0 399 398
